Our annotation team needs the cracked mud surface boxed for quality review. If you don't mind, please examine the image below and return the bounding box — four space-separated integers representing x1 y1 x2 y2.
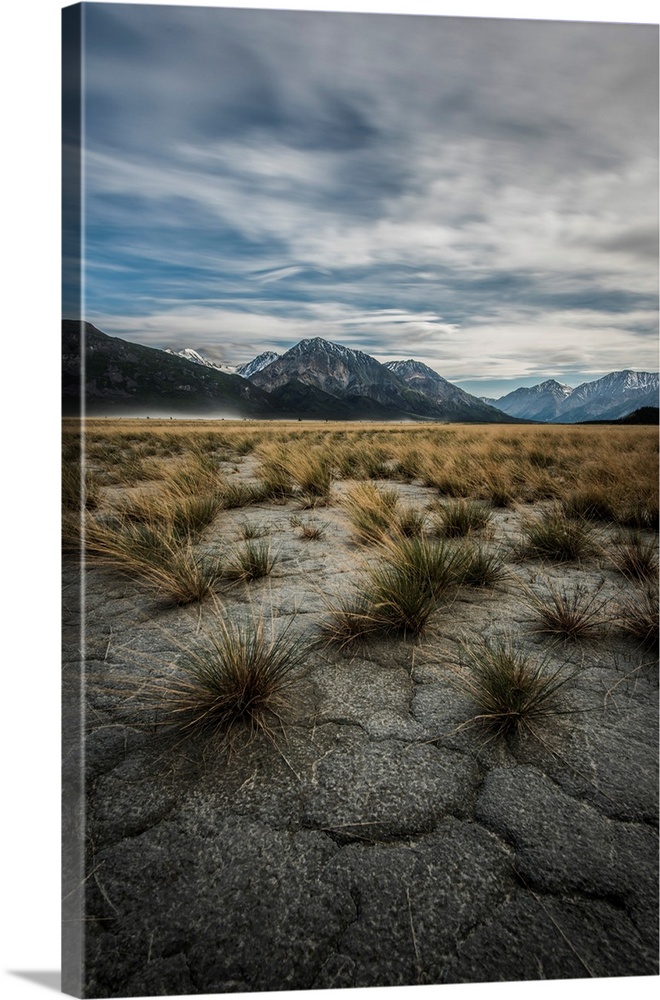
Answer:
63 469 658 996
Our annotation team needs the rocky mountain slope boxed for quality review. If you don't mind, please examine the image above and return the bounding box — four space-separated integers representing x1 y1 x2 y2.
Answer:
247 338 512 422
235 351 280 379
490 371 658 422
561 371 659 422
385 359 502 419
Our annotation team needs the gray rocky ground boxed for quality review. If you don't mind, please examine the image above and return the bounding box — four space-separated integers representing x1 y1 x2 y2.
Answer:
63 468 658 996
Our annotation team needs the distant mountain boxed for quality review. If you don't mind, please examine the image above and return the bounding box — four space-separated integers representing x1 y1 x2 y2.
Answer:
489 379 573 422
62 321 272 417
248 337 515 422
490 370 659 423
560 371 659 422
384 359 505 420
164 347 236 375
235 351 280 379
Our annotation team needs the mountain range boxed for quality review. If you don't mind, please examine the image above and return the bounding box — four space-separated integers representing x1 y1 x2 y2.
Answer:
62 320 657 423
62 322 516 421
483 371 659 422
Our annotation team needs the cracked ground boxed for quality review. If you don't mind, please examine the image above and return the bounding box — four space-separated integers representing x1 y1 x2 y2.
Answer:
63 452 658 996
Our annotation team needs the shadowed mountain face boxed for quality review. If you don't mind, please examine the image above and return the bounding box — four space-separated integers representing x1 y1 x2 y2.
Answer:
384 359 504 420
490 371 659 422
62 321 272 417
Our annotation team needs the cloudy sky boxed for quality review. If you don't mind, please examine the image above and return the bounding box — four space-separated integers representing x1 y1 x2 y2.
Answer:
67 2 658 396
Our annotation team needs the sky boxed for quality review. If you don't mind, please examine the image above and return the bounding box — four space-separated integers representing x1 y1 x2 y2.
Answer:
65 2 659 397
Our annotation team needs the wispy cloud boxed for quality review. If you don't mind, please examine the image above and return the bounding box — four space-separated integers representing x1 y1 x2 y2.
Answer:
75 5 658 395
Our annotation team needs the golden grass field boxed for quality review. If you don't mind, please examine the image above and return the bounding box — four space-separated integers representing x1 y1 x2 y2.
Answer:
66 416 658 509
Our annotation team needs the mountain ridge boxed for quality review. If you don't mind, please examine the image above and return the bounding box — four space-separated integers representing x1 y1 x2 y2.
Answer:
63 320 656 423
247 337 513 422
490 369 659 422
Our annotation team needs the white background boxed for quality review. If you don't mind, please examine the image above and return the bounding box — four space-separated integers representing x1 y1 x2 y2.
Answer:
1 2 657 999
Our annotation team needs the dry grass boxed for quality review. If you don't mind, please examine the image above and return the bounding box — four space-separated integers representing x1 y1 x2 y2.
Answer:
611 532 658 583
394 506 426 538
524 581 611 642
298 521 326 541
85 517 223 604
432 499 493 538
287 449 333 506
148 611 304 750
340 481 400 544
452 636 577 741
219 481 267 509
457 544 507 588
614 584 659 649
238 521 269 540
519 508 596 562
70 419 658 520
320 535 468 645
225 540 276 582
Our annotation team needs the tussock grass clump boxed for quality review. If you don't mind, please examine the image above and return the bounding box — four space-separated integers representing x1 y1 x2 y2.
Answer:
519 508 595 562
524 581 610 642
379 535 469 597
238 521 269 540
170 493 223 539
458 544 507 588
219 481 267 509
287 451 333 506
320 536 466 646
112 486 222 542
168 455 220 496
85 518 223 604
318 592 383 648
298 521 326 541
611 532 658 583
257 455 294 500
234 437 255 456
561 488 616 524
481 476 516 509
154 613 304 748
394 506 426 538
618 497 659 532
62 510 84 554
433 500 493 538
359 445 391 479
393 449 422 482
453 636 576 741
225 540 276 582
615 585 659 648
340 481 400 544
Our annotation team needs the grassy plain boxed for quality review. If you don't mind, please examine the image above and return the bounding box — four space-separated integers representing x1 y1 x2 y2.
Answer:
62 417 659 992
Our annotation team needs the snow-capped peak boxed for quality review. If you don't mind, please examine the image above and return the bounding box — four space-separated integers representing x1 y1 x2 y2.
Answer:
235 351 280 379
385 359 448 382
294 337 365 363
534 379 573 396
165 347 236 374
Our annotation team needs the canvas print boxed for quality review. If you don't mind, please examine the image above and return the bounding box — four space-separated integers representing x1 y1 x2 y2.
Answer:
62 3 659 996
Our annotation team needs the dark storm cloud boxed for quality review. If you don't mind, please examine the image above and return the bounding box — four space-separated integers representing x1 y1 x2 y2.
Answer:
80 5 658 386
